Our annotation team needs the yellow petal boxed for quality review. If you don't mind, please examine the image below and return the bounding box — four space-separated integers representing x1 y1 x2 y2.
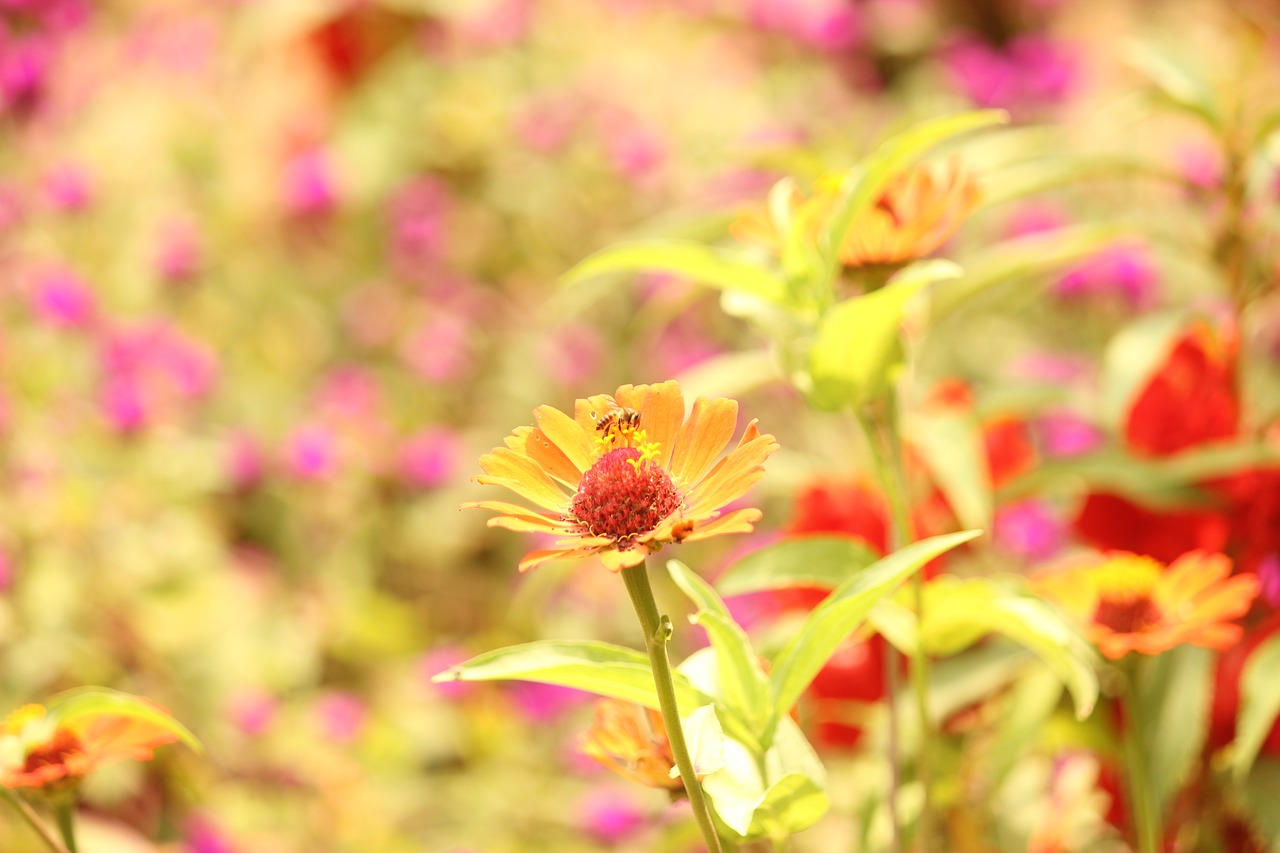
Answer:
600 548 649 572
462 499 573 528
533 405 595 475
518 545 601 573
670 397 738 486
1155 550 1231 610
476 446 572 512
575 394 618 438
638 381 684 469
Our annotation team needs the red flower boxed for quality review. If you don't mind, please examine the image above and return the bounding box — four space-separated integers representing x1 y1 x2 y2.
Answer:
1209 612 1280 756
1125 324 1238 457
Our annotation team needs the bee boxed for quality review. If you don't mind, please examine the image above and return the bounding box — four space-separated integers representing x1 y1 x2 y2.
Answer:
594 404 641 435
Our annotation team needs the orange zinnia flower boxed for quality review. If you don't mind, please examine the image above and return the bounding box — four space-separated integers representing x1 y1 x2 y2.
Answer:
464 380 778 572
730 159 981 269
835 159 982 267
0 703 179 791
1031 550 1259 659
580 698 682 791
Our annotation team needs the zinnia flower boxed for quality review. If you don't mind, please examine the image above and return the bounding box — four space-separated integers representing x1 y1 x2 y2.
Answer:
580 699 681 791
1031 550 1259 659
464 380 777 572
0 703 179 791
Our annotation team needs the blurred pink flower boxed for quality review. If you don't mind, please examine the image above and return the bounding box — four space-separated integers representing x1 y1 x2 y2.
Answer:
1035 410 1104 458
1177 143 1224 192
97 322 218 431
184 813 237 853
578 789 645 844
397 427 460 488
0 35 51 117
538 321 604 387
282 148 338 217
454 0 531 48
507 681 590 723
100 377 147 433
1003 201 1068 239
0 548 13 594
32 267 96 328
226 432 266 491
1257 553 1280 610
601 116 666 182
42 163 93 212
387 177 451 277
749 0 862 50
1054 242 1158 309
994 499 1067 562
227 689 278 737
314 366 382 425
315 691 367 743
515 93 583 154
402 312 473 383
945 33 1078 117
156 219 203 284
284 424 339 481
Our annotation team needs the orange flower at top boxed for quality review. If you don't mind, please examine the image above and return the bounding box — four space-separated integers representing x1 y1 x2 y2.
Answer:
731 159 982 269
0 704 179 791
580 699 682 791
1031 550 1259 659
464 380 778 572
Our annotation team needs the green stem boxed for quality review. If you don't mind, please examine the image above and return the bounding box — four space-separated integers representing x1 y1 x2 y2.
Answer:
871 399 936 851
1121 661 1160 853
622 563 723 853
53 801 78 853
0 791 71 853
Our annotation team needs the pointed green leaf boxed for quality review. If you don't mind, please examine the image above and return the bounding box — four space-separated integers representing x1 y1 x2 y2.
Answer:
561 239 788 304
809 260 963 410
978 596 1099 720
770 530 982 722
667 561 772 736
717 535 880 596
430 640 712 714
47 688 202 753
1126 41 1223 129
1233 634 1280 782
1238 758 1280 852
818 110 1008 269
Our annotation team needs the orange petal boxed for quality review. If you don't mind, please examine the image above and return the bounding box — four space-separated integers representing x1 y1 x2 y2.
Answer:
461 499 573 526
505 426 581 487
670 397 738 486
533 405 595 475
477 447 572 512
1156 550 1232 610
1180 574 1259 624
639 381 684 469
682 432 778 518
576 394 618 437
676 507 763 544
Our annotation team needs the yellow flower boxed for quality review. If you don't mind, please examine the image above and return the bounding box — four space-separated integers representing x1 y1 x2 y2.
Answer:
463 380 778 572
1031 550 1259 659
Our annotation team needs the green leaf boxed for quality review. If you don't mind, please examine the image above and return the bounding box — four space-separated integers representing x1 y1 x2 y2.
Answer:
979 154 1182 208
430 640 712 715
769 530 982 727
561 239 788 305
808 259 963 410
1233 633 1280 782
930 223 1130 319
717 536 880 596
47 688 202 753
909 403 991 533
917 576 1001 657
1126 41 1223 129
1237 758 1280 852
818 110 1008 270
675 348 782 403
668 560 772 736
1138 645 1213 811
670 705 726 779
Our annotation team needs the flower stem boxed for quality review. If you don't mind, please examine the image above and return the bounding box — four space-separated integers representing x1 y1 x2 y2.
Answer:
0 790 71 853
1121 661 1160 853
54 801 78 853
622 562 723 853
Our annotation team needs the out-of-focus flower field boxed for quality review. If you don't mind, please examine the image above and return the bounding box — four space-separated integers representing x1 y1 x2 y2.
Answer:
3 0 1280 851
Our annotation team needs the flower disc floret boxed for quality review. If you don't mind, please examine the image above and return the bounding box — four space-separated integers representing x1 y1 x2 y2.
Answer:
571 448 682 548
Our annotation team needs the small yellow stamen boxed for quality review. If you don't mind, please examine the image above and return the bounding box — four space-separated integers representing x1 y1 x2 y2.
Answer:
626 440 662 471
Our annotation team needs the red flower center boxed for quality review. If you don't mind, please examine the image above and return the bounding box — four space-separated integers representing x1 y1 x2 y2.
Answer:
23 728 84 776
1093 593 1163 635
570 448 681 548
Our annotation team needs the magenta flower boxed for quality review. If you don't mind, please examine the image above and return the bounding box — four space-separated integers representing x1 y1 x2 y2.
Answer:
282 148 337 217
945 33 1078 117
155 219 203 284
315 691 367 743
225 432 266 491
0 548 13 594
32 267 96 329
42 163 93 212
1035 411 1104 458
994 499 1067 562
402 312 473 383
578 789 645 844
387 177 451 278
227 689 278 737
397 428 459 488
97 322 218 431
184 814 237 853
1054 242 1158 309
284 425 339 481
1259 553 1280 610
